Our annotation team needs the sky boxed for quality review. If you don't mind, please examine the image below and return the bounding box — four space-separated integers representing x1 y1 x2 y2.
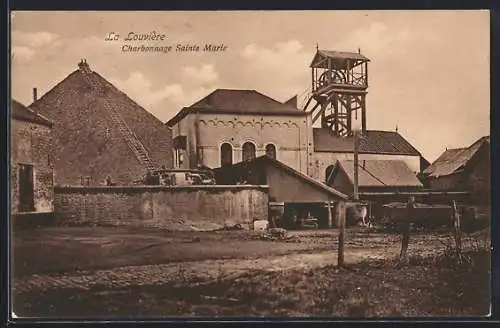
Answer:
10 10 490 162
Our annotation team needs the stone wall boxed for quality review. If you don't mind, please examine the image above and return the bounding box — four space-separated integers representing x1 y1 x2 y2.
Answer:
54 185 269 231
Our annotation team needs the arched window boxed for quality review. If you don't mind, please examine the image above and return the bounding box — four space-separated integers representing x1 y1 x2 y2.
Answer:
265 144 277 159
242 142 256 162
220 143 233 167
325 165 335 184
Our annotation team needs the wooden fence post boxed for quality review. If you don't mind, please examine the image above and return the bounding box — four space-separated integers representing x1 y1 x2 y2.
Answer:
327 201 333 228
400 196 414 264
337 200 346 267
450 200 463 264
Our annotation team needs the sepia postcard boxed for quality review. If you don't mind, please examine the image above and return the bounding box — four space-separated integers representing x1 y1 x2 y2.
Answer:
9 10 491 319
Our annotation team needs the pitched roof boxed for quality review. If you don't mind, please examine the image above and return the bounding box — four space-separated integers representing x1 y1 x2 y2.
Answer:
166 89 306 126
29 61 173 185
333 160 423 188
12 99 52 127
310 49 369 69
216 155 348 200
423 136 490 178
313 128 421 156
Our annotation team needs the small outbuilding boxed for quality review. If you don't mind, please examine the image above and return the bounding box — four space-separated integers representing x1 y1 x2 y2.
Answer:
11 100 54 216
325 159 424 224
326 159 424 196
214 155 348 229
423 136 490 204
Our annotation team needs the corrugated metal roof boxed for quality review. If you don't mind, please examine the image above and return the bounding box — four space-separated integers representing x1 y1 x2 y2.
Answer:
423 136 490 177
313 128 421 156
335 160 423 187
166 89 306 126
12 99 53 127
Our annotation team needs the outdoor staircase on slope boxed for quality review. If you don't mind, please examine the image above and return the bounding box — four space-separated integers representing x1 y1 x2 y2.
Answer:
80 67 157 173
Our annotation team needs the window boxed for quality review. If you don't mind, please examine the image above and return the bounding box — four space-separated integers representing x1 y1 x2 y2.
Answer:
18 164 35 212
220 143 233 167
242 142 256 162
265 144 277 159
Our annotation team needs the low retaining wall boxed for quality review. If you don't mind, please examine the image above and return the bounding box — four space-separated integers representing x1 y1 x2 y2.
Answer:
12 212 56 230
54 185 269 231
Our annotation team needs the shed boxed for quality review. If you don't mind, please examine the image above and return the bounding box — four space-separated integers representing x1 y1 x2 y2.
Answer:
326 159 424 197
423 136 490 204
214 156 347 228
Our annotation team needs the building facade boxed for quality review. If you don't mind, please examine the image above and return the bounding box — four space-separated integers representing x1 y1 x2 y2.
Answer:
166 89 311 174
167 88 428 187
11 100 54 215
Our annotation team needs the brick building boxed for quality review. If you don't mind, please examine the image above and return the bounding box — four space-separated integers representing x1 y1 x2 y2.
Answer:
166 89 310 172
11 100 54 215
29 60 173 186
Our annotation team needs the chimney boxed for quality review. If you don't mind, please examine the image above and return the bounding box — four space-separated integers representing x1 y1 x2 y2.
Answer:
33 88 38 102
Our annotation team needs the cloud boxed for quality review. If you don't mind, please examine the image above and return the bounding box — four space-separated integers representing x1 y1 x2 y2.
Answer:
12 31 61 48
241 40 309 69
110 72 213 121
12 46 35 62
182 64 219 85
112 72 180 106
11 31 63 63
240 40 311 100
333 21 434 60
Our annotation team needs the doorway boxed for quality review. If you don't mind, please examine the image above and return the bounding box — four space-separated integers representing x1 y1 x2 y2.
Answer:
18 164 35 212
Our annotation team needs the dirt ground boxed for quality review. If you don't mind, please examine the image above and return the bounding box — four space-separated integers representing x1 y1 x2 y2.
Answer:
11 226 491 318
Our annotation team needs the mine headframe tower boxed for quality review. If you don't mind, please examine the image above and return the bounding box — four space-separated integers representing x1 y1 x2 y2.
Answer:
304 49 370 137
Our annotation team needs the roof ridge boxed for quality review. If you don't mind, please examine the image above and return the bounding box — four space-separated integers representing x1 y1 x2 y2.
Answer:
257 156 348 199
190 88 218 107
366 129 397 133
30 69 81 107
13 99 53 126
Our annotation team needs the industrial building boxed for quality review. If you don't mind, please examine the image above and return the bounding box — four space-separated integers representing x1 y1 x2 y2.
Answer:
423 136 490 204
326 159 424 197
167 49 428 188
